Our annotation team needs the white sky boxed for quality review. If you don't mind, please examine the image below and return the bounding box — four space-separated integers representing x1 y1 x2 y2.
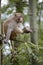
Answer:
39 0 42 2
1 0 8 7
1 0 43 7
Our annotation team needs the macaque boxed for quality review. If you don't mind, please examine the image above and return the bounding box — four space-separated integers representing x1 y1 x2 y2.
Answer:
3 13 24 43
2 13 32 44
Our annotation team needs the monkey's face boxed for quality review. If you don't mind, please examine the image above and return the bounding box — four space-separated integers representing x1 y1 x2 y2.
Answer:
15 13 23 23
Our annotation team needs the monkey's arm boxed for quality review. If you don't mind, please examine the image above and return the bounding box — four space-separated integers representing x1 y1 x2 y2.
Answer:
15 27 23 34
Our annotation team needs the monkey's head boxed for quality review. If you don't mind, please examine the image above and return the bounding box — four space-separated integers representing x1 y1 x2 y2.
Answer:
15 13 23 23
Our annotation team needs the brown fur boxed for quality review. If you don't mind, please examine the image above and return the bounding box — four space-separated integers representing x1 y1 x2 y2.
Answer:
3 13 23 40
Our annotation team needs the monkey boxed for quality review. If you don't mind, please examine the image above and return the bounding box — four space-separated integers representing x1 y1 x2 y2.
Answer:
3 13 24 43
2 13 32 44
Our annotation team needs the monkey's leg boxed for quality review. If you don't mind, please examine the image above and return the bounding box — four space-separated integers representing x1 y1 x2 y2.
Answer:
5 29 13 41
4 25 13 44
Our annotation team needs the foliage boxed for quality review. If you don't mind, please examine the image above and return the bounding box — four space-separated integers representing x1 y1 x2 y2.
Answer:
1 0 28 14
1 0 43 65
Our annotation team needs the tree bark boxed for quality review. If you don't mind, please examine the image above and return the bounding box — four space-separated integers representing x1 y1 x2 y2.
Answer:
29 0 38 44
29 0 38 65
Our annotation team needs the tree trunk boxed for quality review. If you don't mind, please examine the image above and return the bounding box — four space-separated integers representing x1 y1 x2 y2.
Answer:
29 0 38 65
29 0 38 44
38 2 42 38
